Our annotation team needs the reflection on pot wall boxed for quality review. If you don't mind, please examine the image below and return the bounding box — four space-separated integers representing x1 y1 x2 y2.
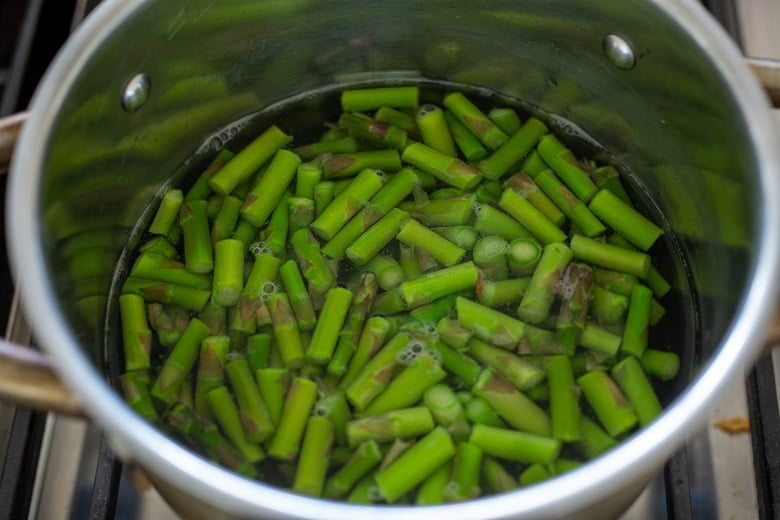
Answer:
39 0 752 392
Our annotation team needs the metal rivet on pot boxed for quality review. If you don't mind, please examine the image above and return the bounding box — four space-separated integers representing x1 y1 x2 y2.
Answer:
603 34 636 70
121 73 151 112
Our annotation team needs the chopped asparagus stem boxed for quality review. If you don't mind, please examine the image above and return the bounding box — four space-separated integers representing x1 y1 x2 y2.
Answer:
120 293 153 371
477 117 547 180
241 149 302 227
469 423 560 464
267 377 319 461
416 104 457 157
374 427 456 503
577 370 638 437
341 86 419 112
209 125 292 196
292 416 335 497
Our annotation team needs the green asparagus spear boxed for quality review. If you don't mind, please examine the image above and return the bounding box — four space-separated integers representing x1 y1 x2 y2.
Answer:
476 277 531 308
311 168 385 241
123 277 211 312
341 316 393 388
469 424 560 464
415 461 452 505
536 134 598 202
472 203 534 241
212 239 245 307
472 235 509 281
322 167 418 260
338 113 407 150
577 370 637 437
209 125 292 196
472 368 551 437
455 296 526 350
138 236 178 259
576 415 618 460
241 149 302 227
397 218 466 267
256 366 289 428
120 293 153 371
477 117 547 180
225 355 274 442
290 228 336 306
120 370 158 421
443 92 508 149
361 255 404 291
278 259 317 331
429 340 482 387
151 318 211 405
363 350 447 415
399 194 476 227
423 384 471 441
307 287 354 365
345 208 409 266
488 107 522 135
374 427 456 503
346 406 435 447
444 110 487 161
640 349 680 381
555 262 594 353
611 356 662 426
436 318 473 352
328 273 379 378
521 150 548 178
431 226 479 251
185 149 235 202
498 188 566 244
260 192 290 256
463 396 506 428
504 172 566 227
589 189 662 251
546 354 581 441
621 284 652 357
481 456 517 494
267 377 319 461
375 106 418 134
324 440 383 499
206 386 266 463
534 170 605 237
398 262 479 311
194 335 230 418
467 337 544 390
149 189 184 236
416 104 457 157
292 416 334 497
267 293 306 369
341 86 419 112
180 200 213 274
345 331 412 411
570 234 650 278
445 441 483 501
402 142 483 190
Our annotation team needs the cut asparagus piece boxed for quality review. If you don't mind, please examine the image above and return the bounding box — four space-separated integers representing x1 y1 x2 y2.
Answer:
208 126 292 196
374 427 456 503
267 377 319 461
469 424 560 464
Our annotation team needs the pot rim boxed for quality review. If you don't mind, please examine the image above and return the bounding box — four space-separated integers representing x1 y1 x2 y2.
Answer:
8 0 780 518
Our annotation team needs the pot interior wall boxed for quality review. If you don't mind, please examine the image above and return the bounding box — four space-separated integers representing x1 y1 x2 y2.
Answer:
40 0 752 439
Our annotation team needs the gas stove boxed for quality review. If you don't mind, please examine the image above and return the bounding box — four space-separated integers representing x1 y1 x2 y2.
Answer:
1 1 779 519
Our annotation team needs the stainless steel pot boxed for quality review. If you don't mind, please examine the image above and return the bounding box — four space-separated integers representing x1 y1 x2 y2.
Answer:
3 1 780 518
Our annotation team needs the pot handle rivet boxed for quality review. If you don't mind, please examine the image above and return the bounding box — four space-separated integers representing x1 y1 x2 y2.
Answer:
603 34 636 70
121 72 151 112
